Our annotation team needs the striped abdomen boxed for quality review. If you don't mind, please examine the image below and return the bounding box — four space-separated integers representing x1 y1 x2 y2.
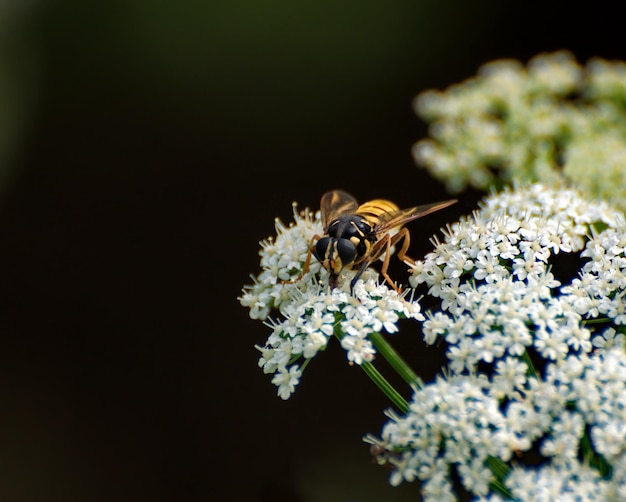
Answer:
355 199 400 229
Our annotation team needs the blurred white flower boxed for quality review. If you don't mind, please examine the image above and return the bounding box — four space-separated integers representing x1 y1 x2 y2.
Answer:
413 50 626 211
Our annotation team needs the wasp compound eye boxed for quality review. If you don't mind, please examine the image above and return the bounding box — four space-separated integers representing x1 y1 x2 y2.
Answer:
335 238 357 267
314 237 332 263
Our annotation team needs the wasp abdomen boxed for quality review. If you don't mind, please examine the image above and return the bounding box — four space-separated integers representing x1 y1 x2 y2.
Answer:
356 200 401 227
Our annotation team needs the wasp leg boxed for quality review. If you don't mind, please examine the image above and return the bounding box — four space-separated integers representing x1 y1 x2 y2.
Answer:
350 258 372 293
394 227 415 266
282 234 321 285
378 233 402 293
351 228 413 294
366 229 412 293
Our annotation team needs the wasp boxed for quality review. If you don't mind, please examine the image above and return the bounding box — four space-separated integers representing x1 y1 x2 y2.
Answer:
297 189 456 293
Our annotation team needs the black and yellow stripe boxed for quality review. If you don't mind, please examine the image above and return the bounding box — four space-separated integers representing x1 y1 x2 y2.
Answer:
355 199 400 228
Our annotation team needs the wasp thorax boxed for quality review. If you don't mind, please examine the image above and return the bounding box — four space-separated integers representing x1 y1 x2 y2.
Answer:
314 237 357 275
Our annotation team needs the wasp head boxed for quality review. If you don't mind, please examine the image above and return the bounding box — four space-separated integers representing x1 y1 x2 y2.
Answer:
313 237 357 289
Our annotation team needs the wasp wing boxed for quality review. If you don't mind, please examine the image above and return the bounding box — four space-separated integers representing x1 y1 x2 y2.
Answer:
320 190 360 230
373 199 457 234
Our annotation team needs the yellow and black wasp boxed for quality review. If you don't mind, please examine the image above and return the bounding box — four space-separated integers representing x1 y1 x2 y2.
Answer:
299 190 456 293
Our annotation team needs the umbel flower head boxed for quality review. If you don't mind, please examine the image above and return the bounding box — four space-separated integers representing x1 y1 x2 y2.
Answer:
413 50 626 212
239 203 425 399
367 183 626 500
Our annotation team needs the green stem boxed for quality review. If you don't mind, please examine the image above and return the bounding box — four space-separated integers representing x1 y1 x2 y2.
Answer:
369 331 423 388
581 428 612 478
360 360 409 414
486 455 510 479
489 479 512 499
486 456 512 499
582 317 611 325
522 349 538 379
334 328 409 413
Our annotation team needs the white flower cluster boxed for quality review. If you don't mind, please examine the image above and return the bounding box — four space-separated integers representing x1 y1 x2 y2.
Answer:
562 227 626 327
239 203 323 320
499 347 626 501
375 347 626 501
369 184 626 499
257 280 424 399
240 203 425 399
377 375 506 494
413 50 626 211
504 459 611 501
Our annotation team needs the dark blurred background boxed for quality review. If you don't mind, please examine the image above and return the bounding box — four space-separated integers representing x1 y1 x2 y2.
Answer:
0 2 624 500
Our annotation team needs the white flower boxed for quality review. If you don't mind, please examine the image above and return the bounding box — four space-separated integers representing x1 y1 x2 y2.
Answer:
271 365 302 400
491 356 528 400
592 327 626 350
457 458 494 497
340 331 376 365
420 468 457 502
539 411 584 461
